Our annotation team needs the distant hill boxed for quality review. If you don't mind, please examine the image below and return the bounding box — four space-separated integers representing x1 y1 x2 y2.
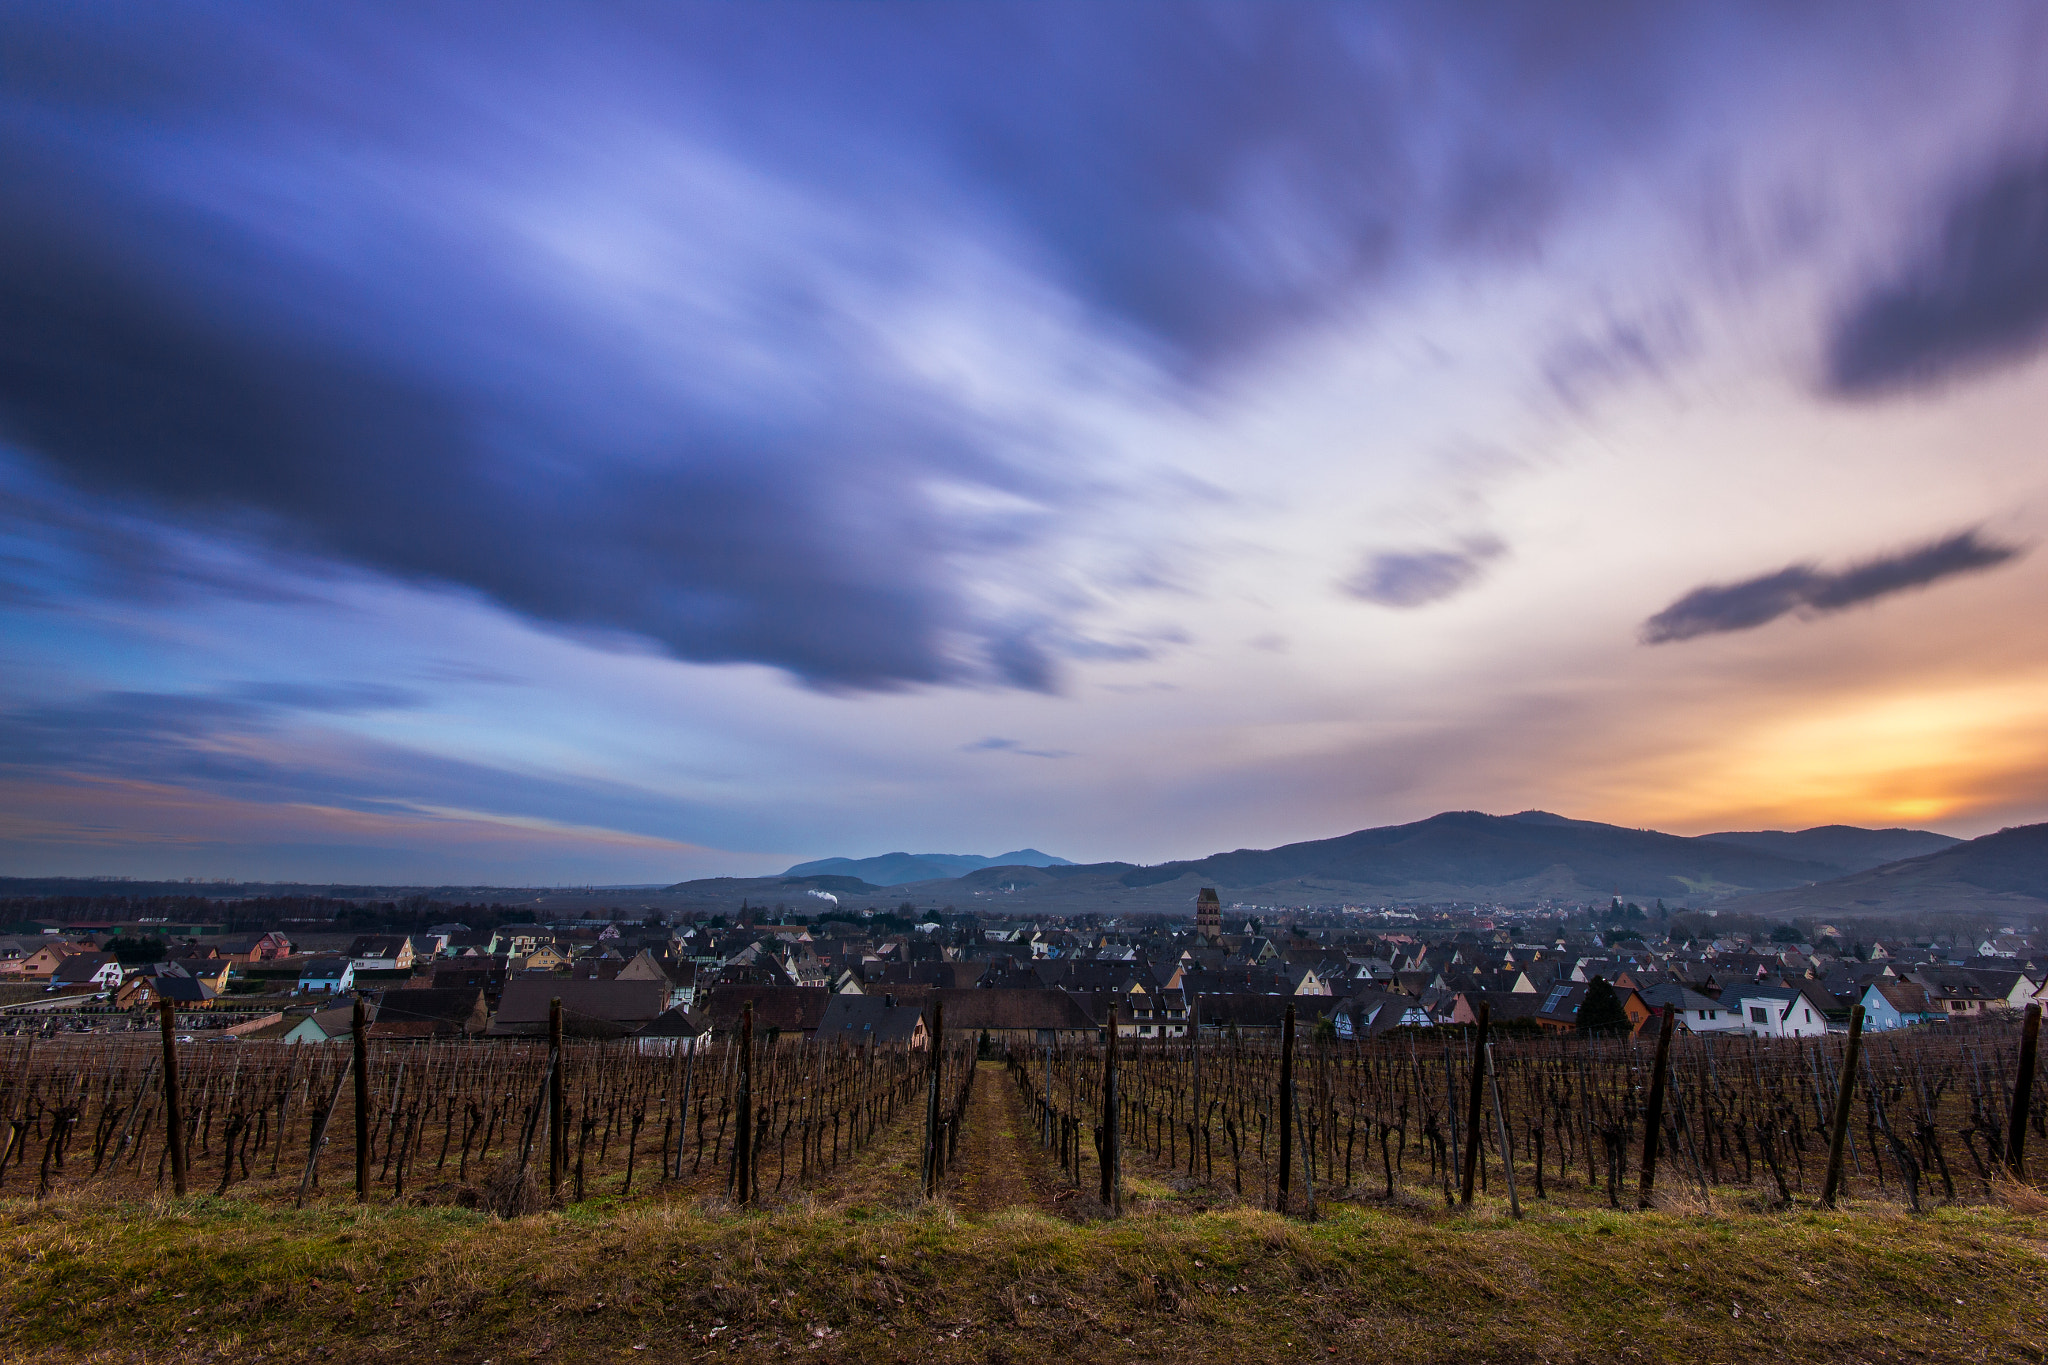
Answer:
1717 822 2048 920
1016 810 1847 904
1697 825 1959 872
848 810 1883 910
782 849 1074 886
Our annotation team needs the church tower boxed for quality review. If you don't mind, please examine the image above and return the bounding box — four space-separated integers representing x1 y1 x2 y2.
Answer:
1196 886 1222 942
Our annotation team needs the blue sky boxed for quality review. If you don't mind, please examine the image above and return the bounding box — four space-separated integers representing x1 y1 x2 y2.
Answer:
5 3 2048 882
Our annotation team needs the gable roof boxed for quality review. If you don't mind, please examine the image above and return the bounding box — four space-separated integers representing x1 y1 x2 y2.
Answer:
636 1006 709 1038
144 975 216 1003
364 987 488 1038
487 978 667 1037
1866 981 1937 1016
837 986 1097 1034
691 985 833 1037
1637 982 1724 1014
816 993 926 1044
49 952 117 984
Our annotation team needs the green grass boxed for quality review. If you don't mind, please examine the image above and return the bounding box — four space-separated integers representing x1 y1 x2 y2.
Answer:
3 1192 2046 1363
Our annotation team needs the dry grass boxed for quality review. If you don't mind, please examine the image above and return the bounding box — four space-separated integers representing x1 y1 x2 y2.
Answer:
1992 1176 2048 1216
3 1184 2047 1365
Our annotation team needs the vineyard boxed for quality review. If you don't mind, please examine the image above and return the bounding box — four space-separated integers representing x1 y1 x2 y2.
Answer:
0 1000 980 1211
1017 1003 2047 1216
0 1000 2041 1220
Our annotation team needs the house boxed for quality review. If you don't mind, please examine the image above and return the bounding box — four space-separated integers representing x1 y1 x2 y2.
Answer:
1861 981 1942 1031
633 1007 713 1055
362 987 489 1040
116 970 216 1010
431 961 509 998
47 952 123 992
1325 988 1433 1037
872 987 1100 1046
1533 980 1654 1036
346 935 415 972
615 951 696 1010
298 957 355 994
283 1004 360 1044
1909 970 2004 1020
1727 984 1828 1038
1637 982 1743 1034
494 931 545 958
15 942 89 980
692 985 834 1039
1182 992 1296 1037
1446 990 1546 1029
202 931 293 963
486 977 667 1039
167 956 236 992
518 944 573 972
815 992 929 1048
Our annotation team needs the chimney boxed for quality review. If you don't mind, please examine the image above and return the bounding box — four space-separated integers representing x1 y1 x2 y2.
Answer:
883 993 895 1008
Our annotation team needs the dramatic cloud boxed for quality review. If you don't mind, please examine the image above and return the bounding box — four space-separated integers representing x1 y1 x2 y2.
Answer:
1343 539 1506 609
0 3 1734 693
7 4 2048 878
1827 146 2048 394
1641 530 2022 644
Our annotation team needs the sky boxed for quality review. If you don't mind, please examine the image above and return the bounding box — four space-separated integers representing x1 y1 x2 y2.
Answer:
4 2 2048 884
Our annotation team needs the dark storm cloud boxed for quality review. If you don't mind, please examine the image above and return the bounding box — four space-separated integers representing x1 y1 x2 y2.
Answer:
0 3 1917 691
0 142 992 691
1640 529 2022 643
1827 147 2048 394
1343 539 1506 609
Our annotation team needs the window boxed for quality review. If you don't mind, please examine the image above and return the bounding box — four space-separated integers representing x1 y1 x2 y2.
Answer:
1803 1010 1812 1022
1750 1006 1768 1024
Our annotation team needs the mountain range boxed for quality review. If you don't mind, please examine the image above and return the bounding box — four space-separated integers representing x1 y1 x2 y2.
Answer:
1708 822 2048 920
666 811 2005 917
782 849 1075 886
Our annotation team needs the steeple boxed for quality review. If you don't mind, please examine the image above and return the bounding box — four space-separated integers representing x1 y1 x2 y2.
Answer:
1196 887 1222 943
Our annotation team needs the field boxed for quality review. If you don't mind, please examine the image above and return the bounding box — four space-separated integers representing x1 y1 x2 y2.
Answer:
2 1018 2046 1363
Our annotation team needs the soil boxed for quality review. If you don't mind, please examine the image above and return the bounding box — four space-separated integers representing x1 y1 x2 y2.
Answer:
941 1060 1066 1215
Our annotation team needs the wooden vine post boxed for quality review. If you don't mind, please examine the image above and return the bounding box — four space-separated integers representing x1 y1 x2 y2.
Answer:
1277 999 1295 1213
1485 1039 1520 1219
1459 1001 1490 1206
2009 1001 2042 1179
1190 993 1203 1172
297 1053 353 1208
351 995 369 1202
735 1000 754 1206
923 998 946 1197
1100 1007 1122 1215
1821 1004 1866 1209
1637 1004 1677 1210
157 998 188 1197
548 997 564 1201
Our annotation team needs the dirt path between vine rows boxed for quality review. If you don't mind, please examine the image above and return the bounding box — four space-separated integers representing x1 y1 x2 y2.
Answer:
942 1060 1073 1216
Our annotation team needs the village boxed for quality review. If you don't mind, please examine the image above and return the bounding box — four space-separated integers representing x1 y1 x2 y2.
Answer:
3 888 2041 1050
